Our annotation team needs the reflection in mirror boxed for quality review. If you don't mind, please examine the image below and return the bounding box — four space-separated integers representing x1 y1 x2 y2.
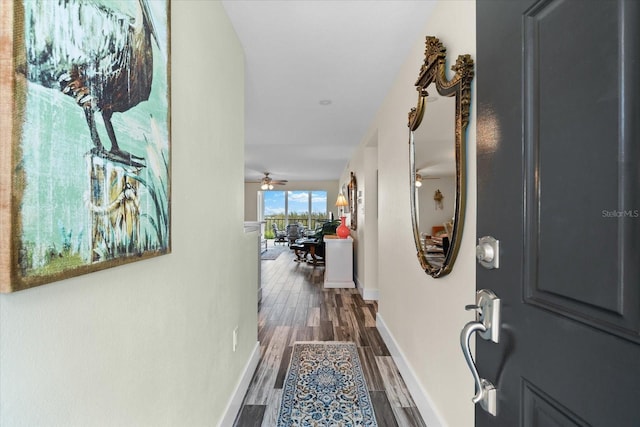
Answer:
349 172 357 230
413 85 456 269
408 36 474 278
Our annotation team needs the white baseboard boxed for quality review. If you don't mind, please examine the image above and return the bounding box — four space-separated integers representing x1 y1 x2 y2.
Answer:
218 341 261 427
354 275 379 301
360 287 379 301
376 314 446 427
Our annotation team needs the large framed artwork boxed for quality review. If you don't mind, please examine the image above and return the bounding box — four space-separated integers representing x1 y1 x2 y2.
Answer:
0 1 171 292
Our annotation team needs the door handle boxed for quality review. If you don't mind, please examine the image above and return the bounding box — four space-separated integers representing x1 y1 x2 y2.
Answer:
460 289 500 416
461 320 497 415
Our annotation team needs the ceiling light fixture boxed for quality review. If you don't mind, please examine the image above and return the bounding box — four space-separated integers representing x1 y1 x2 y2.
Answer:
260 176 274 190
319 99 332 106
415 173 423 187
256 172 286 190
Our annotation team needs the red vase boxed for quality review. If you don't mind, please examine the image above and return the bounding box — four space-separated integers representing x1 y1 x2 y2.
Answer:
336 216 350 239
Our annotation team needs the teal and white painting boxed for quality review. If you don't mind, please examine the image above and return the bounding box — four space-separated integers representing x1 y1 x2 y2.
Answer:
1 0 170 292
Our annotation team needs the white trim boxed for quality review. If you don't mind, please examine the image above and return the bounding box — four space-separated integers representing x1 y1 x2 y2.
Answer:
354 273 379 301
360 287 379 301
354 274 363 291
218 341 261 427
323 280 356 288
376 314 447 427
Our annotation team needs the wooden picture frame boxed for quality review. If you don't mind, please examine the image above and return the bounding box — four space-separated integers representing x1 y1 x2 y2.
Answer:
348 171 357 230
0 1 171 292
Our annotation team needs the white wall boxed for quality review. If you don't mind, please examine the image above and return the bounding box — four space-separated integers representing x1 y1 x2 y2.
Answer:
0 2 258 426
338 141 378 300
361 145 379 299
347 2 477 426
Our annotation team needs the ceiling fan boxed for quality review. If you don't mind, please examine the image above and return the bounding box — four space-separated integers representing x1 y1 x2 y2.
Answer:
250 172 288 190
415 171 440 188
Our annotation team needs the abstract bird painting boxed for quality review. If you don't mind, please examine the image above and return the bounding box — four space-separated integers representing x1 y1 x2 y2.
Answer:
24 0 159 167
0 0 170 291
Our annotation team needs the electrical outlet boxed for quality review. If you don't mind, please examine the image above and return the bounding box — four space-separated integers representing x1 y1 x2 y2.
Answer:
232 326 238 352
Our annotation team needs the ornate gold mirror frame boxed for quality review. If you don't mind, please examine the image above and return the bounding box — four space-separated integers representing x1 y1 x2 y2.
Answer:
348 171 357 230
408 36 474 278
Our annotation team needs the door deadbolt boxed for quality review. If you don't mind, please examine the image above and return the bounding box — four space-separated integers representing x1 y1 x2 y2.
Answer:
476 236 499 269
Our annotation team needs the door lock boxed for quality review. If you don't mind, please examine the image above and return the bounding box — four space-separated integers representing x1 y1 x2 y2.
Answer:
476 236 499 269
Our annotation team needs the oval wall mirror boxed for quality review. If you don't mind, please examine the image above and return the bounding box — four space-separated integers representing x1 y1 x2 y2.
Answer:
408 36 474 278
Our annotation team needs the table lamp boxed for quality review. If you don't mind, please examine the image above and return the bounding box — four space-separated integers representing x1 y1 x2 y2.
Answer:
335 192 350 238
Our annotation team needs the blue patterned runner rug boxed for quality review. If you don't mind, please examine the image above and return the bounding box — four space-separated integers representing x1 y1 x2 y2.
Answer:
277 341 378 426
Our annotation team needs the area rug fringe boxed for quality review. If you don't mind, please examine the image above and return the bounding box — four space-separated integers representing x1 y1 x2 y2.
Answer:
277 341 378 426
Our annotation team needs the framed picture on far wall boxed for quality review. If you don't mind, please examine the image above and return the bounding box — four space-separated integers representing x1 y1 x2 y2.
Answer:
0 0 171 292
348 172 357 230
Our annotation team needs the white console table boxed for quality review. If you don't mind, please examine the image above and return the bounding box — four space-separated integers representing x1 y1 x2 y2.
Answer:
323 235 355 288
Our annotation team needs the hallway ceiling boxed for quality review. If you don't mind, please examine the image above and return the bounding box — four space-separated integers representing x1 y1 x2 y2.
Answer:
221 0 436 183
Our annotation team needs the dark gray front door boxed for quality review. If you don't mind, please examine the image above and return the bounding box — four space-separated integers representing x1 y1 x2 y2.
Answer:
476 0 640 425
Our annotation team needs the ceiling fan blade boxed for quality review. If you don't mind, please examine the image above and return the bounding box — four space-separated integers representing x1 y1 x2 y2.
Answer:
246 172 289 187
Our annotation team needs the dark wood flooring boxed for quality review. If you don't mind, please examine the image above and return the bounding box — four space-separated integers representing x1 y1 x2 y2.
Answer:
233 244 427 426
